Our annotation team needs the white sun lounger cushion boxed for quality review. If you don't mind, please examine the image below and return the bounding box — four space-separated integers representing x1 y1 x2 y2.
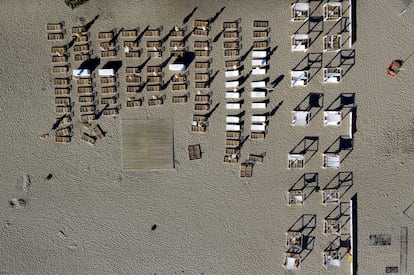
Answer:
98 69 115 76
251 81 266 88
252 115 267 122
226 103 241 109
226 116 240 123
225 70 240 77
251 124 266 131
252 59 267 66
252 102 267 109
225 92 240 99
73 69 91 77
252 51 267 58
251 91 266 98
226 124 241 131
226 81 239 88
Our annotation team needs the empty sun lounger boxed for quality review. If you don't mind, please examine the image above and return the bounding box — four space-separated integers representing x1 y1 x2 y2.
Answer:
55 88 70 95
225 92 240 99
146 84 161 92
195 82 209 89
195 61 210 69
225 70 240 78
226 139 240 147
126 86 141 93
225 81 239 88
52 55 68 63
226 131 241 139
148 97 164 106
195 50 210 57
226 116 240 123
145 29 161 37
51 46 67 55
72 26 86 35
251 81 266 88
48 33 64 41
55 97 71 105
223 31 239 39
194 103 210 111
223 21 239 30
188 144 202 160
172 74 187 83
253 30 268 38
170 29 184 37
121 29 138 38
253 40 268 49
147 75 162 84
123 41 138 49
172 95 187 104
194 19 210 29
79 95 95 103
55 136 71 143
74 53 90 62
252 59 267 66
101 50 117 58
224 41 240 49
253 21 269 28
251 124 266 131
80 114 95 122
80 105 96 113
52 66 69 74
55 106 71 114
125 50 141 58
76 78 92 86
226 124 241 131
194 41 210 50
251 115 267 123
101 97 117 105
252 68 267 75
147 51 162 58
54 78 70 86
195 94 210 103
251 132 265 139
101 86 117 94
98 32 114 40
74 44 90 52
193 29 209 36
226 103 241 110
170 40 185 48
195 73 209 81
251 91 266 98
240 163 253 177
81 133 97 144
224 49 240 57
126 67 141 74
225 60 240 69
172 83 187 91
102 108 119 116
78 86 93 94
47 22 63 31
126 98 143 107
252 50 267 58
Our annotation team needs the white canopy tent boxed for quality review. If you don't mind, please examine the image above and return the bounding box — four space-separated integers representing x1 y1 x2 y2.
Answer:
291 71 309 87
98 69 115 76
72 69 90 77
291 34 309 52
323 154 340 169
323 67 342 83
324 111 342 126
168 63 186 71
292 111 310 126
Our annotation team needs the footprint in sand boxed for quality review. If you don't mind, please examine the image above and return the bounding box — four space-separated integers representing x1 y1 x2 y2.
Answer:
9 198 27 209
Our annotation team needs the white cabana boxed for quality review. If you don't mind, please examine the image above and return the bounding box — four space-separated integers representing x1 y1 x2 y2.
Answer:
226 116 240 123
323 67 342 83
72 69 90 77
225 81 239 88
98 69 115 76
288 154 305 169
251 91 266 98
291 3 309 22
226 103 241 109
291 70 309 87
323 35 342 52
324 2 342 21
252 59 267 66
251 115 267 123
225 92 240 99
323 154 340 169
225 70 239 77
252 102 267 109
285 253 301 270
324 111 342 126
251 124 266 131
291 34 309 52
226 124 241 131
292 111 310 126
252 50 267 58
252 67 267 75
168 63 186 71
251 81 266 88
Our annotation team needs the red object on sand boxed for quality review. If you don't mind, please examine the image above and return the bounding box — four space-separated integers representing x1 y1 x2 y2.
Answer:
387 60 401 77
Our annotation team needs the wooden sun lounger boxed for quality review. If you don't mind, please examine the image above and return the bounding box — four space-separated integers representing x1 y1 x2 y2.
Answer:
226 148 240 155
148 98 163 106
194 41 210 50
78 86 93 94
79 95 95 103
223 21 238 30
51 46 67 55
55 106 71 113
126 67 141 74
224 49 240 57
170 30 184 37
240 163 253 177
101 97 117 105
101 86 117 94
144 29 161 37
195 94 210 102
253 40 269 49
226 139 240 147
126 98 143 107
125 51 141 58
101 50 117 58
126 86 142 93
121 30 138 38
170 40 185 48
47 23 63 31
54 78 70 86
48 33 64 41
146 84 161 92
226 131 241 139
80 114 95 122
172 74 187 83
194 103 210 111
55 127 72 137
147 66 162 75
188 144 202 160
52 66 69 74
55 136 71 143
80 105 96 113
224 154 239 163
249 154 264 163
195 82 209 89
193 29 209 36
101 76 116 85
98 32 114 40
72 26 86 35
55 88 70 95
172 83 187 91
76 78 91 86
55 97 71 105
194 20 210 29
126 75 141 84
102 108 119 116
223 31 239 39
172 95 187 104
225 60 240 69
251 132 266 139
147 51 162 58
253 21 269 28
224 41 240 49
191 125 207 132
253 30 268 38
123 41 138 48
52 55 68 63
195 50 210 57
75 34 89 43
146 40 162 49
193 114 208 122
81 133 97 144
147 75 162 83
74 53 90 62
195 61 210 69
93 125 105 139
171 50 185 58
195 73 209 81
100 41 116 50
74 44 90 52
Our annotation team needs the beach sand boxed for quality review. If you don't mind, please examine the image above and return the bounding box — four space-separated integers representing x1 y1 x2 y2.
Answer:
0 0 413 274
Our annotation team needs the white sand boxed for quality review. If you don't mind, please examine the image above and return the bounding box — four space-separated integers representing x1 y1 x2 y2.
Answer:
0 0 413 274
